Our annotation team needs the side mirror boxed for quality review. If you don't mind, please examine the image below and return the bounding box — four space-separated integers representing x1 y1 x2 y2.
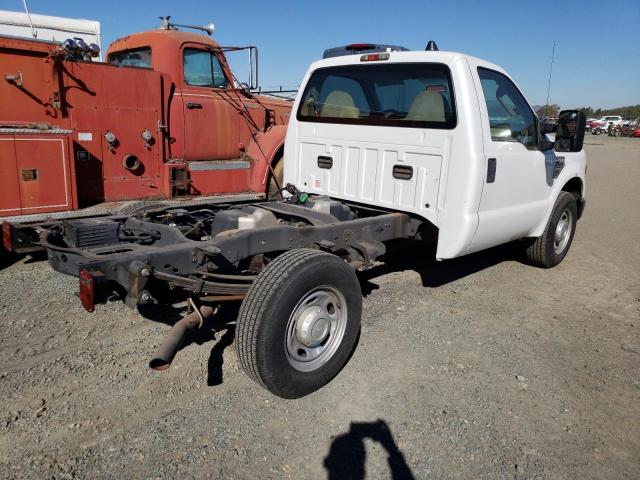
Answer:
248 46 259 90
554 110 586 152
540 120 556 134
221 46 259 91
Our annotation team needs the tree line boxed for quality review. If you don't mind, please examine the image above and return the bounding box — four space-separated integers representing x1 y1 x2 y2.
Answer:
535 104 640 119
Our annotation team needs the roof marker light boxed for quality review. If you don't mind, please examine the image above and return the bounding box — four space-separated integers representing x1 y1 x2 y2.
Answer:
360 52 390 62
346 43 376 51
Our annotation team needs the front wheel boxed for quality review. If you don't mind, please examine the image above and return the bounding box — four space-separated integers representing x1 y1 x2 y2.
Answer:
524 192 578 268
236 249 362 398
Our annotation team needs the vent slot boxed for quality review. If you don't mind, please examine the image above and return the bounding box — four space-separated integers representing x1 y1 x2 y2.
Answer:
392 164 413 180
317 156 333 169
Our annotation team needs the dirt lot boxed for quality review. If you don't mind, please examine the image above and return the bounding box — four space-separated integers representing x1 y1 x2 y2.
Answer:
1 135 638 479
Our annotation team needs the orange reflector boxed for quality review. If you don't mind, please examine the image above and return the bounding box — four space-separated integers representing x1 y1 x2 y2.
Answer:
79 269 95 312
2 222 12 251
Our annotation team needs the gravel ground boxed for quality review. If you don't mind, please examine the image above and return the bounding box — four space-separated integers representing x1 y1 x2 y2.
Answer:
1 135 639 479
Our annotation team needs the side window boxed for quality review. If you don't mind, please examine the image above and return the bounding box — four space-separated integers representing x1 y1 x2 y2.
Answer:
183 48 228 88
108 47 152 68
210 55 228 89
478 68 537 147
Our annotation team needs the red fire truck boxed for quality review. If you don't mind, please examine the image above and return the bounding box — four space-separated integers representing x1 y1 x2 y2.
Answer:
1 17 292 253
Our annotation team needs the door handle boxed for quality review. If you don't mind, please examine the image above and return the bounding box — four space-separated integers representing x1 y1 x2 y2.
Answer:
487 158 496 183
186 102 203 109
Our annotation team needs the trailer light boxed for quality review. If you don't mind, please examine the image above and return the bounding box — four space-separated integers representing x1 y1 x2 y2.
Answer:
360 53 390 62
2 222 12 251
79 269 96 312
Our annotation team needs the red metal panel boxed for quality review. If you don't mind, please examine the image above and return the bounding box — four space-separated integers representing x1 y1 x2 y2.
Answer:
188 167 253 196
0 137 21 216
14 137 71 214
66 61 165 202
0 39 66 127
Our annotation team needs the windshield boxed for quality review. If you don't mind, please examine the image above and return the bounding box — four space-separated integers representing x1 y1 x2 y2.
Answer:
297 63 456 129
108 48 152 68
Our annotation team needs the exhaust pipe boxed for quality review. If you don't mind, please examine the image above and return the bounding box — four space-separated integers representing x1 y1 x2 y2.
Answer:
149 305 215 371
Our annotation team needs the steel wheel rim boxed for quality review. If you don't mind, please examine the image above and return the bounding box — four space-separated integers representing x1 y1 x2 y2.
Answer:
554 208 573 254
285 286 347 372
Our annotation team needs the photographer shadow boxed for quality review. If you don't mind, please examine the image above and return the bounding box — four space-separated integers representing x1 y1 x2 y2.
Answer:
324 419 415 480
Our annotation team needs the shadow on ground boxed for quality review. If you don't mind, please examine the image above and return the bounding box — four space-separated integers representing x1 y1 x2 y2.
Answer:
324 419 416 479
359 239 527 296
138 301 240 387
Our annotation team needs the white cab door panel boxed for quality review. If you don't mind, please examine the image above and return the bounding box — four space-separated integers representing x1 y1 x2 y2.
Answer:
466 60 551 253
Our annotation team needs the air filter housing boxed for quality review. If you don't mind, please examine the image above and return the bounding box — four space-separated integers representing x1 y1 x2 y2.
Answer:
63 218 120 248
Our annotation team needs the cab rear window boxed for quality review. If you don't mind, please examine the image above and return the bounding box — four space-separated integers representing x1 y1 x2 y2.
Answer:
297 63 456 129
108 47 152 68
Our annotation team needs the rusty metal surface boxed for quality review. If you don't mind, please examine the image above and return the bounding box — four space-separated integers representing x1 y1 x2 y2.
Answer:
0 27 291 222
149 305 215 371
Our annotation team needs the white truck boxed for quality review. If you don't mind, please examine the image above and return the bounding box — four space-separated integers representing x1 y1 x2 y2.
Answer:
41 43 587 398
0 9 102 59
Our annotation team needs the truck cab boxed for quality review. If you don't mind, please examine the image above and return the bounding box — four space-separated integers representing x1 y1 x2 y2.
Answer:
106 29 290 170
284 47 587 261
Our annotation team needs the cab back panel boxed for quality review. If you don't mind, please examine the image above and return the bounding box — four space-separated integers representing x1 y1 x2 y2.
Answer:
297 126 443 219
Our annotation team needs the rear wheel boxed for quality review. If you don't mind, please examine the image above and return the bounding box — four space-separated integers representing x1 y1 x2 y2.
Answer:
525 192 578 268
236 249 362 398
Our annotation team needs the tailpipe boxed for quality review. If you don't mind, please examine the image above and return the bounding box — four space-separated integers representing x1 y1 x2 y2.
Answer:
149 305 215 371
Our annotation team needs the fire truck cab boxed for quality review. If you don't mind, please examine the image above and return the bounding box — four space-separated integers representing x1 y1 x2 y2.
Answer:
1 19 291 252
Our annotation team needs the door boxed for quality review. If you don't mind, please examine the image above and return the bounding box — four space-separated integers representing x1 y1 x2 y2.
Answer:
468 64 551 252
180 46 241 161
14 137 71 215
0 137 21 216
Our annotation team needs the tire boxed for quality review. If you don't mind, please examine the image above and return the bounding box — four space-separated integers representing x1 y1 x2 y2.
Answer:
525 192 578 268
236 248 362 398
267 157 284 199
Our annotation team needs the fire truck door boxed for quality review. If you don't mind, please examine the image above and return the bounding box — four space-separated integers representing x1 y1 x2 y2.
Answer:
14 136 71 215
180 46 241 161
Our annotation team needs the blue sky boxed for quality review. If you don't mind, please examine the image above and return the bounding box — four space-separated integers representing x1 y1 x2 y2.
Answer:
3 0 639 108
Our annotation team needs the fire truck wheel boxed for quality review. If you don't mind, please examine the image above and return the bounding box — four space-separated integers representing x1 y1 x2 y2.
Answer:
268 157 284 199
236 248 361 398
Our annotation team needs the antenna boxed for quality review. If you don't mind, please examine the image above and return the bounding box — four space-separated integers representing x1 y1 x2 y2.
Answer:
544 40 556 116
22 0 37 38
158 16 215 35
